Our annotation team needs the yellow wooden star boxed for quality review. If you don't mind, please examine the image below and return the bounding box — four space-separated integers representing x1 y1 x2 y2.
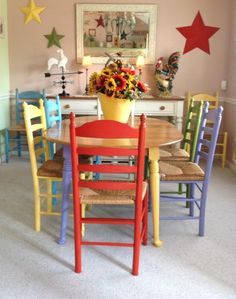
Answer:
20 0 46 24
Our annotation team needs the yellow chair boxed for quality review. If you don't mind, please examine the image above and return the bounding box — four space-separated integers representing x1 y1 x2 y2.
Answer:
187 92 228 168
23 99 63 232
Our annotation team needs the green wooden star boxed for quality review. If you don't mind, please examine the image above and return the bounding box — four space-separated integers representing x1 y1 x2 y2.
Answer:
44 27 64 48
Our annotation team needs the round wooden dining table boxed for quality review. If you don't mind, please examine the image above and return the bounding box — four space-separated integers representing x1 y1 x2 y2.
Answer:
46 116 183 247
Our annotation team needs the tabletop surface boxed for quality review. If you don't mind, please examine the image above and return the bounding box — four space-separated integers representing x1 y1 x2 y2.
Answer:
46 116 183 148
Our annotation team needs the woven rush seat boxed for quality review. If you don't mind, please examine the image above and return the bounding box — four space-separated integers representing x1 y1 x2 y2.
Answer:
80 181 148 205
159 161 205 181
159 148 190 161
37 159 63 177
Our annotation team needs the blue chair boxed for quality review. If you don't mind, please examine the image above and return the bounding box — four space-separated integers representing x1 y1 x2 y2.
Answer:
44 96 62 159
159 103 223 236
5 88 45 162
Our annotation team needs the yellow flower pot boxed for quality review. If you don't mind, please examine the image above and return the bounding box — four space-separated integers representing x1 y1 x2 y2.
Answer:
98 93 135 123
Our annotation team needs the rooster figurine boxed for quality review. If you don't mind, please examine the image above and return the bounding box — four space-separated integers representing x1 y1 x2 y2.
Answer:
155 51 181 96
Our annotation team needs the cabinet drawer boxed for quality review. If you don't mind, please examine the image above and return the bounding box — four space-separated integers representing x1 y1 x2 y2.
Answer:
134 100 176 116
60 99 97 115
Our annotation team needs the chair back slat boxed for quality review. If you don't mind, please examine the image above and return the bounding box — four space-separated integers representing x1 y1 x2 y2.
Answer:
75 119 139 138
78 163 137 174
31 123 44 132
80 180 136 190
200 139 211 148
197 151 209 160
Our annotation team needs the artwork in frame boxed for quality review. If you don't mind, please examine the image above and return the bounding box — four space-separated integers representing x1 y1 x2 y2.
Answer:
88 29 96 37
0 17 5 38
76 4 157 64
106 34 113 43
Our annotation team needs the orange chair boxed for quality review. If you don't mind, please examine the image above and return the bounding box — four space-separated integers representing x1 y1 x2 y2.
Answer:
187 92 227 168
70 113 148 276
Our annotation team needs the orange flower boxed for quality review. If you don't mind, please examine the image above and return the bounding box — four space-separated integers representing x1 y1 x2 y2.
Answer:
112 74 126 91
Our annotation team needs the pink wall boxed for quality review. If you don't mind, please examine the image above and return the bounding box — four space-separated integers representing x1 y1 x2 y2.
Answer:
8 0 231 96
224 0 236 161
7 0 236 162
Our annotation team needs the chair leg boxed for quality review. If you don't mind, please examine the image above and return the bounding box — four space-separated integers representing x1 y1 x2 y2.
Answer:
58 145 71 245
74 200 82 273
199 186 207 236
178 183 184 194
185 184 191 209
222 132 227 168
148 182 152 212
132 201 142 276
81 204 86 237
46 179 52 213
94 156 101 180
189 183 195 217
34 179 41 232
5 128 9 163
52 181 58 206
142 190 148 245
17 131 22 157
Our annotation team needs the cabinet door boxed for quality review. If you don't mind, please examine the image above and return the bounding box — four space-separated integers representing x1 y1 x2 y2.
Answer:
134 100 177 116
60 99 97 115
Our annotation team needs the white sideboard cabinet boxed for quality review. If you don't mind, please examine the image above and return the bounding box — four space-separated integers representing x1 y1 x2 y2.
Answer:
47 94 184 131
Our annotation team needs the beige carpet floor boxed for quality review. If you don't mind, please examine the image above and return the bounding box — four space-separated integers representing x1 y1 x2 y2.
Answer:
0 157 236 299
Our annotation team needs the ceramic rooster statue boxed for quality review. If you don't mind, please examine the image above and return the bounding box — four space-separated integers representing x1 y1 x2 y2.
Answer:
155 51 181 96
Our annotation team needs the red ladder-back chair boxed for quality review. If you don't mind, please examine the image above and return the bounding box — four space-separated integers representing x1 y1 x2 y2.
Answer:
70 113 148 276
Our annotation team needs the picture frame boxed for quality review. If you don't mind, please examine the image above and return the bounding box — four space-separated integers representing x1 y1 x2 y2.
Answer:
0 17 5 39
76 4 157 64
106 34 113 43
88 29 96 37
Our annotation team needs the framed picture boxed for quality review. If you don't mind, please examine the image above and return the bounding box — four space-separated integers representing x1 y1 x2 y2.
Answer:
76 4 157 64
106 34 112 43
0 17 5 38
88 29 96 37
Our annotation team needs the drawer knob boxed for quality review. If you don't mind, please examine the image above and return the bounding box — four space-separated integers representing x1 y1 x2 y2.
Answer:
160 106 165 110
64 104 70 109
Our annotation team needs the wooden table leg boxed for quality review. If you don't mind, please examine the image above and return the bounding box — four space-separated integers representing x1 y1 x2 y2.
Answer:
149 147 163 247
57 145 71 245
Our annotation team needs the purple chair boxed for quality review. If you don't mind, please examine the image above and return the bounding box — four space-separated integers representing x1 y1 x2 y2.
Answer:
159 102 223 236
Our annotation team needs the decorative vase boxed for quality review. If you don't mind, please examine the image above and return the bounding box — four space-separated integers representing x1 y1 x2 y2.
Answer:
98 93 135 123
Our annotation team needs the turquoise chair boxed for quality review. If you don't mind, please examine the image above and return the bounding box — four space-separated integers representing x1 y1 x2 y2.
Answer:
44 96 62 206
44 96 62 159
5 88 45 162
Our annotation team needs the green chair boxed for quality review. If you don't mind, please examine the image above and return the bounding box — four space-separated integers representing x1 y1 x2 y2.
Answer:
160 99 203 163
159 99 203 195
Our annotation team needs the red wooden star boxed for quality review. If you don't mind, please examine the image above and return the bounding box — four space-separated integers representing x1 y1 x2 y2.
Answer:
96 15 104 27
176 11 220 54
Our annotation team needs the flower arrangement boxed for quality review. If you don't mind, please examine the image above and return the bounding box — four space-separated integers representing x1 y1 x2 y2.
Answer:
89 59 148 101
